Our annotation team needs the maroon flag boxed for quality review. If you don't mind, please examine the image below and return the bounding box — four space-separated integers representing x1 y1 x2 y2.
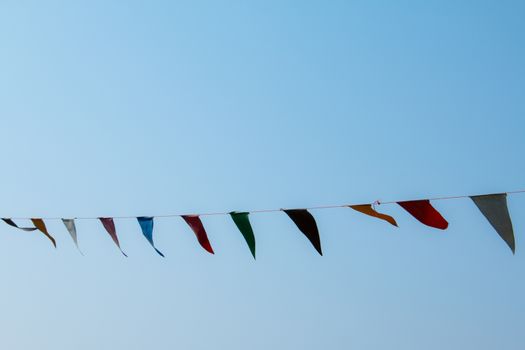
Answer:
99 218 127 256
181 215 214 254
283 209 323 255
397 200 448 230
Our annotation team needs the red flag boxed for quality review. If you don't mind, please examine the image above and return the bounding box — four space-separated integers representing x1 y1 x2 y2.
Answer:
397 200 448 230
181 215 214 254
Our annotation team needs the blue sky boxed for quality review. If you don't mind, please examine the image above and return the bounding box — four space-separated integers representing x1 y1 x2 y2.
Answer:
1 1 524 349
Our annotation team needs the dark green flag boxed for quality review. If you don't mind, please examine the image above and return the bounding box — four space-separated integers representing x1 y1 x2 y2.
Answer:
230 212 256 259
283 209 323 255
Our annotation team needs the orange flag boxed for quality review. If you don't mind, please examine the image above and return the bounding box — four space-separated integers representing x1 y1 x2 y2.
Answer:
349 204 398 227
30 218 57 248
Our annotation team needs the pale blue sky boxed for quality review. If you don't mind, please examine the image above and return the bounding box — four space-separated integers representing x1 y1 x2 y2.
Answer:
1 1 524 349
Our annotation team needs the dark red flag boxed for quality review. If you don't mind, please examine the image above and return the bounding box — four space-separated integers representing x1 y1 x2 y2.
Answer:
181 215 214 254
397 200 448 230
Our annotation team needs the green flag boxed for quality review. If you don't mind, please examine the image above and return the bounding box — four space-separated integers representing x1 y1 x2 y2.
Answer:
230 212 256 259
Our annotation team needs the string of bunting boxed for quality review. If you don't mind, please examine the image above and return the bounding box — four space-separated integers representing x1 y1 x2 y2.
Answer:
2 190 523 258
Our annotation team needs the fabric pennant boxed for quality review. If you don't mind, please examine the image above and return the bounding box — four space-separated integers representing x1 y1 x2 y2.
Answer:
230 212 256 259
30 218 57 248
471 193 515 253
137 217 164 257
397 200 448 230
99 218 127 257
62 219 83 254
283 209 323 255
2 218 38 231
349 204 398 227
181 215 214 254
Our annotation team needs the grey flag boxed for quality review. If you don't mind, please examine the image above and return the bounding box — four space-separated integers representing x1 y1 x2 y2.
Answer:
62 218 83 254
471 193 515 253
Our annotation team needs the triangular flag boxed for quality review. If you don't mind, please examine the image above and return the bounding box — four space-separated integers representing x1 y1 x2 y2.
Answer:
181 215 214 254
2 218 38 231
62 219 83 254
30 218 57 247
137 217 164 257
283 209 323 255
471 193 515 253
99 217 127 257
349 204 398 226
230 212 256 259
397 200 448 230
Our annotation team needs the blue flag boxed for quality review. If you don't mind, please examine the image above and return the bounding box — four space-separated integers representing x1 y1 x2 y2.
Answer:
137 217 164 257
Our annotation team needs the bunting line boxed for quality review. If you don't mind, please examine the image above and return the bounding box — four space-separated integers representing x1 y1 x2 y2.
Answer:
4 189 525 221
1 189 524 256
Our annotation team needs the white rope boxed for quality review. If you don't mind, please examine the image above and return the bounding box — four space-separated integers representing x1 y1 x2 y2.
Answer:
5 190 525 221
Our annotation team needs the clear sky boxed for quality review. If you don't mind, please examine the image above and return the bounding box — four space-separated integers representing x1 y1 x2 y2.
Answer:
1 1 524 349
